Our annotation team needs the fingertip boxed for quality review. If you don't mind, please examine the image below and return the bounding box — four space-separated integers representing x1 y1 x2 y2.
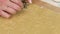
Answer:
28 0 32 3
0 10 11 18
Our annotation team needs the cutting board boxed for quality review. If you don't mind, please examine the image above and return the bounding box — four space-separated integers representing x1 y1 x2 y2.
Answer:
32 0 60 13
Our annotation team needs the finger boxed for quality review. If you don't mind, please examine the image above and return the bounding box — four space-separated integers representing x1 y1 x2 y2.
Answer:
2 6 16 14
10 0 23 8
7 1 21 11
28 0 32 3
0 10 11 18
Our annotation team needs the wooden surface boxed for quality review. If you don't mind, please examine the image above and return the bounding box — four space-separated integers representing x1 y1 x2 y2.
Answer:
0 4 60 34
32 0 60 13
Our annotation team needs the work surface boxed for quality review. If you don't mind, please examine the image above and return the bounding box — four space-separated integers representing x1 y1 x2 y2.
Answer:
0 4 60 34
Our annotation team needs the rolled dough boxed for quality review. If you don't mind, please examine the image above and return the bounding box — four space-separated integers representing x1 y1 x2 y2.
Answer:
0 4 60 34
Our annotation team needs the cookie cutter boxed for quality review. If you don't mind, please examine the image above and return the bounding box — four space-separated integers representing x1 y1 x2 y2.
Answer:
22 0 32 8
22 0 27 8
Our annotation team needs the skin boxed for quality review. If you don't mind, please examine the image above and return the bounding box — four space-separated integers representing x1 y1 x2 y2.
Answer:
0 0 24 18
